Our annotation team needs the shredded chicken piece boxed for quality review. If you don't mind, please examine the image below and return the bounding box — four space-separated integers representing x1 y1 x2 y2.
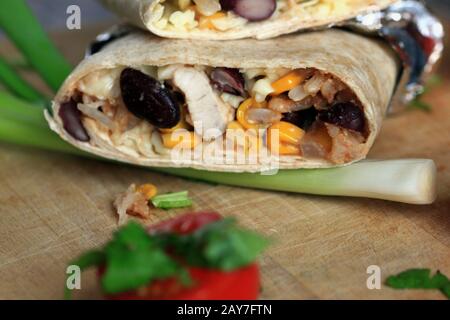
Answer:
113 184 151 225
320 78 341 104
294 94 327 110
268 95 310 113
173 67 234 140
304 73 326 95
113 100 140 133
77 101 116 130
326 124 365 164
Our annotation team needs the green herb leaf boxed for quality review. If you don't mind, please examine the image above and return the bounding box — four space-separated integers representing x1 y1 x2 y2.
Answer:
441 283 450 299
160 218 269 271
408 75 442 112
151 191 193 209
101 222 181 294
386 269 450 299
408 99 432 112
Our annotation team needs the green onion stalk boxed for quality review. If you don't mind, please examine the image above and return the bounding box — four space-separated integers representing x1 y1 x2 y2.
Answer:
0 91 436 205
0 1 437 205
0 56 45 103
0 0 72 92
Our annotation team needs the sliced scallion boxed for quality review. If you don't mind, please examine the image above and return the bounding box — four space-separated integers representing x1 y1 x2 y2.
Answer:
151 191 193 209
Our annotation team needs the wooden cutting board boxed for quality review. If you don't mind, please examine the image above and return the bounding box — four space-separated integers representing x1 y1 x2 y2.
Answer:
0 23 449 300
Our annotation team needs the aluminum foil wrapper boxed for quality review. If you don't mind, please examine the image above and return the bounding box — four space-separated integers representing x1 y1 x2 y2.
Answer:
346 0 444 113
86 0 444 114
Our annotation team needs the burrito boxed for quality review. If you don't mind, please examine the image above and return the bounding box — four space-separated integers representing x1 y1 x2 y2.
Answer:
99 0 397 40
47 29 399 172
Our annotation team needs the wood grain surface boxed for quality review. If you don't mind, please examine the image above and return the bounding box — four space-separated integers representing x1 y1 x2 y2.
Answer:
0 23 449 300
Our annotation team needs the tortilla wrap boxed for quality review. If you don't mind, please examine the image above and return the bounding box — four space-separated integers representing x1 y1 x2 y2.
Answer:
47 29 399 173
98 0 397 40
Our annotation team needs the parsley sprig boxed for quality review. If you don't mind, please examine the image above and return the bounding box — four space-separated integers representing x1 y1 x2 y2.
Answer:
386 269 450 299
155 218 269 271
408 75 442 112
65 218 268 299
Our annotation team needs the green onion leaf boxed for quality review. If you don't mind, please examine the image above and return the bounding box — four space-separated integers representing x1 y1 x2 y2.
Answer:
0 56 45 103
0 94 438 205
151 191 193 209
0 0 72 92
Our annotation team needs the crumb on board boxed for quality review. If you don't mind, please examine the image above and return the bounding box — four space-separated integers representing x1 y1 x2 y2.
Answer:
113 184 151 225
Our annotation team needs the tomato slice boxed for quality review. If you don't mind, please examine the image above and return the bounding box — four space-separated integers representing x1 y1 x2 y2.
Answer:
108 264 260 300
102 212 261 300
148 211 222 235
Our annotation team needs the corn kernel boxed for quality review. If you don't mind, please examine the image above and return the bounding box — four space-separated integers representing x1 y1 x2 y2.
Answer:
159 118 191 134
267 121 305 156
237 99 260 130
161 131 200 149
227 121 245 131
269 121 305 145
226 121 262 154
271 71 306 95
199 12 227 30
266 133 302 156
137 184 158 200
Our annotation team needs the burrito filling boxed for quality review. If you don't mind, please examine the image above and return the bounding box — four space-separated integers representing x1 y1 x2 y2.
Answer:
151 0 390 33
60 65 369 164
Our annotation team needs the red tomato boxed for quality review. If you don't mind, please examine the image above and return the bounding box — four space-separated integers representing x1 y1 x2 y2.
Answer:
108 264 260 300
102 212 261 300
148 211 222 235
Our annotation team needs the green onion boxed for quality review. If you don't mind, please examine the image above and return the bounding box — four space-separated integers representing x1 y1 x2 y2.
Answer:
0 91 47 126
0 56 45 103
0 92 437 205
0 0 72 92
151 191 193 209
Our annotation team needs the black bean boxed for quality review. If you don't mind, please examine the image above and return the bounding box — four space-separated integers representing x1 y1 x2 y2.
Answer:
282 107 318 131
219 0 236 11
220 0 276 22
318 102 365 133
164 82 186 104
59 99 90 142
120 68 181 128
210 68 246 96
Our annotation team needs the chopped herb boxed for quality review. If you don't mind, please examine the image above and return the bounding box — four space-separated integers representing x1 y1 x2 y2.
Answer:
65 217 267 299
386 268 450 299
101 222 182 294
408 75 442 112
409 99 432 112
151 191 193 209
156 218 270 271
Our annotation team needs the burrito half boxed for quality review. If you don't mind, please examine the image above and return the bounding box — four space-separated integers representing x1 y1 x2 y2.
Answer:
47 29 399 172
99 0 397 40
